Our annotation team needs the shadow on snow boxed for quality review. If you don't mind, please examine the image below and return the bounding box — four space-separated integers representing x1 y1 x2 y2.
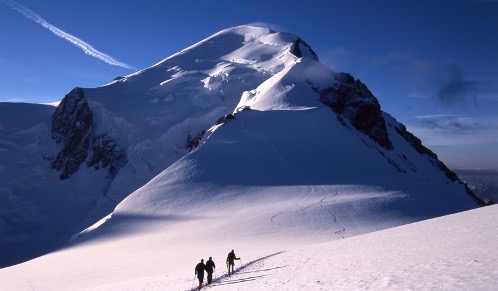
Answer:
188 251 287 290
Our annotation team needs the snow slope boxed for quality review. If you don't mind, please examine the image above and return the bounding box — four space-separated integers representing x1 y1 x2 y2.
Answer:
0 197 495 290
0 24 482 271
1 99 488 289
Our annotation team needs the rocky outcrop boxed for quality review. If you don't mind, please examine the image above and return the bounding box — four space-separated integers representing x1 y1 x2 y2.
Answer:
394 120 487 205
290 38 319 61
394 123 459 181
87 133 127 178
185 130 206 152
317 73 393 150
51 88 94 179
51 88 127 180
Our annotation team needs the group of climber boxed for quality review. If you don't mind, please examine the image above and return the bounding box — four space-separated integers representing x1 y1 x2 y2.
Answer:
194 249 240 289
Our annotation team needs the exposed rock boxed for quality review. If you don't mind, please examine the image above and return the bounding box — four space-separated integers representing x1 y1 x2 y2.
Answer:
51 88 127 180
317 73 393 150
394 122 486 205
395 124 438 159
394 123 458 181
290 38 319 61
87 133 127 178
186 130 206 152
216 106 250 126
51 88 93 180
236 105 252 113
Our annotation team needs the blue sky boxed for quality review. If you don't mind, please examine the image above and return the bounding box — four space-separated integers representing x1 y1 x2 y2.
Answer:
1 0 497 169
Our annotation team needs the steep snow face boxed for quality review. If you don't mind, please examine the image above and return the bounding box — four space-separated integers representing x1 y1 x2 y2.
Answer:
0 103 62 266
0 102 129 268
114 107 477 225
0 104 55 241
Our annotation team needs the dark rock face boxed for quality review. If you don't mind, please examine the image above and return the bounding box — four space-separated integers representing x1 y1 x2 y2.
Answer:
394 117 487 205
186 130 206 152
395 124 438 159
291 38 319 61
87 133 127 178
51 88 127 180
314 73 484 205
394 123 458 182
51 88 93 179
317 73 393 150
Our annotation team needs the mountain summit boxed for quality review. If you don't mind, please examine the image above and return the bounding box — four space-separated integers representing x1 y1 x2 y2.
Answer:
0 25 482 268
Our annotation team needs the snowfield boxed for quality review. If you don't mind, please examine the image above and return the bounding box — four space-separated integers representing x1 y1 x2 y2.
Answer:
1 203 496 290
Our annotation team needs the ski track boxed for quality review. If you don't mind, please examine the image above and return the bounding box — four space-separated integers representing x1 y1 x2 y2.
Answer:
187 252 284 291
270 190 347 239
319 197 347 239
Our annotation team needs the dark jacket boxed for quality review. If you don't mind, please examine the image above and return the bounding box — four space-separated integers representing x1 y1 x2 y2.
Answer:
195 262 206 276
205 259 216 274
226 251 240 264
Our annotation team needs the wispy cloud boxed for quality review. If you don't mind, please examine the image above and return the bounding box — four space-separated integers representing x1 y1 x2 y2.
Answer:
410 115 498 148
368 52 483 109
2 0 134 69
416 114 477 133
247 22 285 32
437 62 479 106
318 47 352 71
367 51 433 88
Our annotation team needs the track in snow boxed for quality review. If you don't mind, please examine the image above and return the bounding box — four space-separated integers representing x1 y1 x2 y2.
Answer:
187 252 285 290
270 191 347 239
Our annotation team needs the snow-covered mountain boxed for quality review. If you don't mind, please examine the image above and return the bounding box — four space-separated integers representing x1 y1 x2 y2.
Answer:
0 25 483 270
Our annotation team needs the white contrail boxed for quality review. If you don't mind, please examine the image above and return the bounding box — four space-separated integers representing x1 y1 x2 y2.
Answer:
3 0 135 69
